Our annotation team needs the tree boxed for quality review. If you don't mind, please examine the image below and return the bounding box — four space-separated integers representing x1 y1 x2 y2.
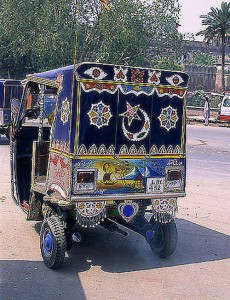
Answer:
0 0 183 78
76 0 184 67
197 2 230 93
0 0 75 78
185 51 216 66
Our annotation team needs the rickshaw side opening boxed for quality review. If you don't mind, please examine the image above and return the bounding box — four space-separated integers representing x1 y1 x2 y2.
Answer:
0 79 23 139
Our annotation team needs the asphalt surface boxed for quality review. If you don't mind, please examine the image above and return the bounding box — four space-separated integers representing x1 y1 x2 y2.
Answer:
0 125 230 300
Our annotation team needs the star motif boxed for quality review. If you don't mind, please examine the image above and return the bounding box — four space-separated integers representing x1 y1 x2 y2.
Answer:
119 102 141 126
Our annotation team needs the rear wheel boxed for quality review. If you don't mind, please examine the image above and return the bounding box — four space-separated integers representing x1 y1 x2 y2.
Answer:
148 218 178 258
40 216 66 269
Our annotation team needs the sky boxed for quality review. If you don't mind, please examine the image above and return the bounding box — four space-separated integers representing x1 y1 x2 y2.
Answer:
178 0 224 40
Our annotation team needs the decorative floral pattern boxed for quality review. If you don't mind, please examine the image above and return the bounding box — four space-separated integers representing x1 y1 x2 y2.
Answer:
131 69 145 83
148 70 161 84
84 67 108 80
87 101 113 129
77 144 148 156
158 106 179 132
166 74 184 86
81 81 186 98
60 98 70 125
47 153 71 198
155 86 186 98
119 145 147 155
76 201 106 227
51 140 70 152
76 201 106 217
56 73 64 94
81 82 118 94
151 198 178 223
120 85 154 96
114 67 128 82
150 145 181 154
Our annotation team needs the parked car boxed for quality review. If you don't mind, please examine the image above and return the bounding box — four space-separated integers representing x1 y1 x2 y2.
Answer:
218 93 230 122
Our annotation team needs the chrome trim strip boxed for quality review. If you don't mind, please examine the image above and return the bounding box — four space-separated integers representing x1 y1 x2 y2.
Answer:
71 193 186 202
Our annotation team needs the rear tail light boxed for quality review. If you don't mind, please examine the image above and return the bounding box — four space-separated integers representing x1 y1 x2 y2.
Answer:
74 169 97 193
168 170 182 181
166 167 184 191
77 171 95 183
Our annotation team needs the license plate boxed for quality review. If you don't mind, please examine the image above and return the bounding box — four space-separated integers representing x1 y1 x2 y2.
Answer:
146 177 164 193
167 179 181 188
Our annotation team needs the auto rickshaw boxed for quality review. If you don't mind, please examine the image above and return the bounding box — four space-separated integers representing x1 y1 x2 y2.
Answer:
0 79 23 140
11 62 189 268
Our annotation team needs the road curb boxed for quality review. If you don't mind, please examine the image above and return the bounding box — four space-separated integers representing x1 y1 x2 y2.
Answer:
187 116 230 127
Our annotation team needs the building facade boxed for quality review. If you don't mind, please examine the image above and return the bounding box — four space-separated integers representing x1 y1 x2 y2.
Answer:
182 39 230 92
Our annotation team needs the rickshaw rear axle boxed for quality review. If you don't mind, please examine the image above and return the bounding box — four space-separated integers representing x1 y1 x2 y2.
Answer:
102 219 128 236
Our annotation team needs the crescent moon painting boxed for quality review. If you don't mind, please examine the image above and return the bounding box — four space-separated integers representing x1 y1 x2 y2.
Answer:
119 101 150 142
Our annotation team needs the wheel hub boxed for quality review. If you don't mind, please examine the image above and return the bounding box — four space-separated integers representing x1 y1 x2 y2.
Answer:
43 230 53 257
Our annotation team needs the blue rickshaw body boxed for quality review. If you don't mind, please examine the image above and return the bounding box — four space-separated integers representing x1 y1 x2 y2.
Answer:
11 62 189 268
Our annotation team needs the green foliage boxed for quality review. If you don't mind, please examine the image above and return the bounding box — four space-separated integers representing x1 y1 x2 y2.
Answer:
0 0 75 78
187 90 222 108
0 0 183 78
197 2 230 43
187 50 216 66
187 90 205 107
197 1 230 92
77 0 184 67
154 57 183 71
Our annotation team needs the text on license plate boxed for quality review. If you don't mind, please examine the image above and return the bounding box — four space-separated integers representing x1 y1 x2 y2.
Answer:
146 177 164 193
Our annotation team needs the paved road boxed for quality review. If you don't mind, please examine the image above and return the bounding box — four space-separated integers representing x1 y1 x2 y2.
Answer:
0 126 230 300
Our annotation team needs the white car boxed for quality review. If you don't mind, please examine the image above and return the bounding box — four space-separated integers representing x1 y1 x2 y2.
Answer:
219 94 230 122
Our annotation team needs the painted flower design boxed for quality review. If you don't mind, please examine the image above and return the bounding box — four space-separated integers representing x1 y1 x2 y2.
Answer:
158 106 179 131
56 73 64 94
114 67 128 82
87 101 112 129
60 98 70 124
84 67 108 80
148 70 161 84
166 74 184 86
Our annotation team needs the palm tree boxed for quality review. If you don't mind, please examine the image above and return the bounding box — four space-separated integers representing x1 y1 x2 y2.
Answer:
197 2 230 93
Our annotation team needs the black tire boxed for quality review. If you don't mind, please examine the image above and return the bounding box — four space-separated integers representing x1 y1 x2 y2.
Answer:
40 216 66 269
149 218 178 258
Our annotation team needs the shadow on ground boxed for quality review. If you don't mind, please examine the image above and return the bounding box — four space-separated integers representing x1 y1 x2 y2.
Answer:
1 219 229 299
0 136 9 145
36 218 230 274
0 260 86 300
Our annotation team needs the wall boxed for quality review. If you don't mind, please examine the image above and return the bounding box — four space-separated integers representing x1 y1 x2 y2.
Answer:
183 65 217 91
